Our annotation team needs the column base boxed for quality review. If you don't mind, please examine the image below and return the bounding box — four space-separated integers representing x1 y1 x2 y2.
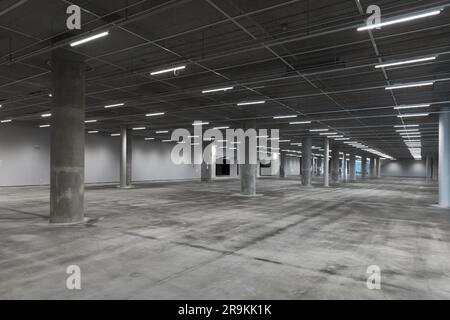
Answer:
117 185 134 189
432 204 450 209
49 217 88 226
233 193 263 198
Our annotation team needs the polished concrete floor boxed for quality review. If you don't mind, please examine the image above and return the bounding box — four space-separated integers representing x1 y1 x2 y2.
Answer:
1 177 449 299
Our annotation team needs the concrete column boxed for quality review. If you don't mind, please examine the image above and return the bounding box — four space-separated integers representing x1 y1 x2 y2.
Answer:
349 153 357 181
240 121 257 196
50 49 86 224
425 155 432 181
369 157 376 178
342 153 348 182
201 142 214 182
323 138 330 187
302 136 313 187
120 127 132 188
432 155 438 181
361 156 368 179
331 144 340 183
280 152 287 178
377 157 382 178
439 107 450 207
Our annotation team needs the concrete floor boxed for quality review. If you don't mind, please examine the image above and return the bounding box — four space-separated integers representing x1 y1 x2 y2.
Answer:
1 177 449 299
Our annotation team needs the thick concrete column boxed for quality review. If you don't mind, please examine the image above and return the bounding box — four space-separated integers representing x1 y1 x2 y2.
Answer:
425 155 432 181
361 156 368 179
377 157 382 178
50 49 86 224
323 138 330 187
439 107 450 207
349 153 357 181
279 152 287 178
331 144 340 183
120 127 132 188
302 136 312 187
240 120 257 196
201 142 214 182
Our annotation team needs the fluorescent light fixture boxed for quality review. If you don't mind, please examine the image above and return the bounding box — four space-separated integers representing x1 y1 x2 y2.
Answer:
331 135 344 138
257 135 269 138
144 138 155 141
162 139 174 142
405 135 422 138
375 56 436 69
70 31 109 47
290 121 312 125
146 112 165 117
85 120 97 123
213 126 230 130
48 94 52 97
111 133 120 137
399 132 420 136
132 127 146 131
41 113 52 118
1 119 12 123
151 65 186 76
394 104 430 110
156 131 168 134
88 131 99 134
386 81 434 90
396 129 419 132
310 129 328 132
237 101 266 106
394 124 419 128
320 132 337 136
192 122 210 126
274 115 297 119
104 103 125 109
279 140 291 143
397 113 430 118
335 138 350 141
202 87 234 94
357 9 442 31
39 124 50 128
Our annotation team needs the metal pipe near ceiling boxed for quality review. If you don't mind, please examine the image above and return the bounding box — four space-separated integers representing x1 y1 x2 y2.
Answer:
0 0 28 17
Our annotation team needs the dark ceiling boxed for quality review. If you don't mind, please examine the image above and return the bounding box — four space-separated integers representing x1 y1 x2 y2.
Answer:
1 0 450 159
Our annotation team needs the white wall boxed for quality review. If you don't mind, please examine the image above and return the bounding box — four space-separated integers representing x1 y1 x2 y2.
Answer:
0 124 199 187
381 160 426 178
0 124 50 186
132 139 200 182
285 157 301 176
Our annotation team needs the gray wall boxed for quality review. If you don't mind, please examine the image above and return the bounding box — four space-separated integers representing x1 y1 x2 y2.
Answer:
381 160 426 178
0 124 199 187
